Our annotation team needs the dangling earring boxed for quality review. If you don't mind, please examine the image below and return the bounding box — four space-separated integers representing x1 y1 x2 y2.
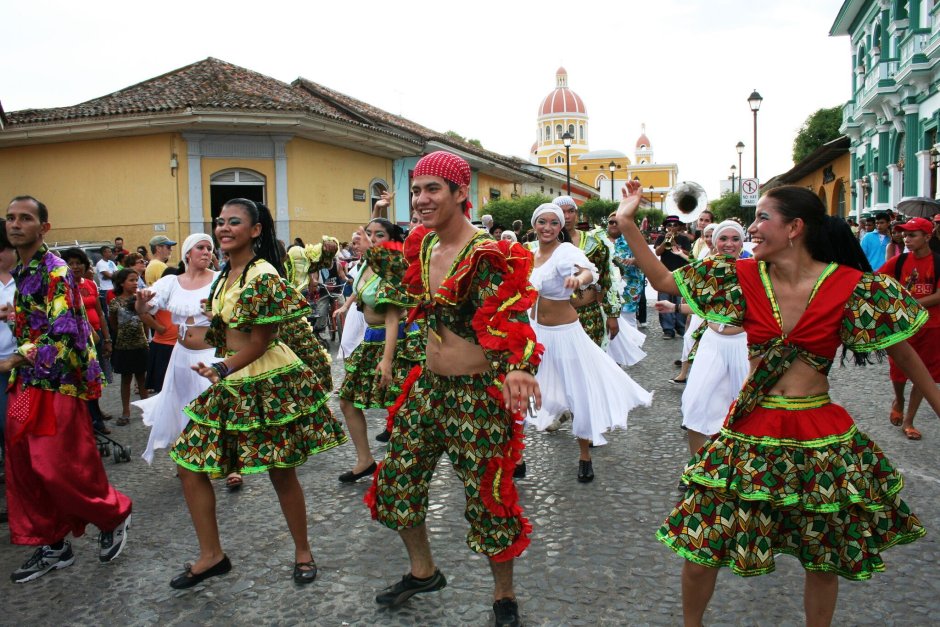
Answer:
788 238 794 248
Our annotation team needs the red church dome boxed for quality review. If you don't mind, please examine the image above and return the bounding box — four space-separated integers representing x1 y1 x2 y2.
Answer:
539 67 586 116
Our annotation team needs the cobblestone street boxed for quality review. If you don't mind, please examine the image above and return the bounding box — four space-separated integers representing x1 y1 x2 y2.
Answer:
2 312 939 626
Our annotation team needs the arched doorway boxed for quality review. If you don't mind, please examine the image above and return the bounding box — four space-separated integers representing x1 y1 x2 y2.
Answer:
818 186 828 214
210 169 267 223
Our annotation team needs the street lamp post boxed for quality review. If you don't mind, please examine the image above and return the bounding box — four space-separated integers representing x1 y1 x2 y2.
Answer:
747 90 763 179
562 131 573 195
730 165 737 193
648 184 654 207
736 141 744 186
609 161 617 201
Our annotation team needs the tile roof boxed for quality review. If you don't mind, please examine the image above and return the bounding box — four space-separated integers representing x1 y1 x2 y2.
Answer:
4 57 535 178
5 57 410 144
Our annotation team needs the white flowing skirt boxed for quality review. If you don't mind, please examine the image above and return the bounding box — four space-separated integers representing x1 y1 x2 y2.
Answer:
606 312 647 367
533 319 652 445
133 343 219 464
339 302 367 360
680 314 704 362
680 328 749 436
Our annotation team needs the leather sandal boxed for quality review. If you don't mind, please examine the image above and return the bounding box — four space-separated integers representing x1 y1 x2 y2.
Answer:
889 408 903 426
293 560 317 584
903 426 922 440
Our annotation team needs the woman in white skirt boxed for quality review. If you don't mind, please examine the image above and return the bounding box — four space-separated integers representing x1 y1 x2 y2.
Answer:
656 220 749 458
529 203 652 482
132 234 226 472
607 211 647 367
671 224 717 384
336 230 367 362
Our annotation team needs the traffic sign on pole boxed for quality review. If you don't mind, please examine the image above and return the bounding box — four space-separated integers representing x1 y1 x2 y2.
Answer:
741 178 759 207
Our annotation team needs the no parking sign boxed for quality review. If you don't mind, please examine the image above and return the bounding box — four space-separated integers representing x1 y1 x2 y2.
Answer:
741 178 759 207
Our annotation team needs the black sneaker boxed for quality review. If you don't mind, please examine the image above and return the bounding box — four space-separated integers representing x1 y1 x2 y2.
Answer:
11 542 75 583
375 569 447 607
98 514 131 563
513 461 527 479
493 597 522 626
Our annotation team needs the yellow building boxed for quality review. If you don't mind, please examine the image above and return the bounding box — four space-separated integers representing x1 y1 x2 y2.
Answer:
530 68 678 206
0 58 553 256
763 136 852 217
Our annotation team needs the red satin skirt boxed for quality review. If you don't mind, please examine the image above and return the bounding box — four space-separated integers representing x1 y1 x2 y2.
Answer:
5 383 132 545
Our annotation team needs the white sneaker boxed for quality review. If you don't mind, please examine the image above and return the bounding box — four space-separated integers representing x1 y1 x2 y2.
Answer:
11 542 75 583
544 411 571 432
98 514 131 563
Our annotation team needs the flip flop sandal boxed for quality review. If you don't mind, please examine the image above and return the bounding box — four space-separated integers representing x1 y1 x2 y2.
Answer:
903 426 922 440
889 408 903 426
226 474 244 491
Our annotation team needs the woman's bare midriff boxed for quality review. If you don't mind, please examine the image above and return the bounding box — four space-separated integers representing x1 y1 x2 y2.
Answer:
570 288 598 309
361 304 386 327
708 322 745 336
180 325 211 351
749 356 830 397
534 297 579 327
426 324 490 376
224 327 271 353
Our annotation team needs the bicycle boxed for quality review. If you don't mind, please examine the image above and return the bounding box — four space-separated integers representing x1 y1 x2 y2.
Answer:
308 279 345 344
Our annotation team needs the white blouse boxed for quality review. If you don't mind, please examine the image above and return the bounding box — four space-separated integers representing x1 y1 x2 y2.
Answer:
145 272 218 339
529 243 598 301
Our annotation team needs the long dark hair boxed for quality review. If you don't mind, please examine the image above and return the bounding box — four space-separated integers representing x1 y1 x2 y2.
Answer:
212 199 284 299
762 186 871 272
367 218 405 243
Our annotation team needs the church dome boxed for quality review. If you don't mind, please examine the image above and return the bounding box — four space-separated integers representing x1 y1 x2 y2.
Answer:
539 67 586 116
636 123 651 149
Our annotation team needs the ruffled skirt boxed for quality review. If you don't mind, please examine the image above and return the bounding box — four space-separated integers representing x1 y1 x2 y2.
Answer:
338 321 425 409
606 312 647 367
169 354 347 476
680 329 748 435
658 395 925 580
532 320 652 445
133 343 219 464
680 314 704 362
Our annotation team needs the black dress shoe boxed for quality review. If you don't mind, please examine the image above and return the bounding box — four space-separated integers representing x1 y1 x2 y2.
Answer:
577 460 594 483
375 429 391 443
293 560 317 584
338 461 377 483
512 461 526 479
170 555 232 589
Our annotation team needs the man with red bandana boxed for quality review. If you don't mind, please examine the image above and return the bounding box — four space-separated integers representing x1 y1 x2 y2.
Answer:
2 196 132 584
878 216 940 440
366 152 541 626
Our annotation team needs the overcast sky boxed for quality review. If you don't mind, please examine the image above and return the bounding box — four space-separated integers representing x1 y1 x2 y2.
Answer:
3 0 850 200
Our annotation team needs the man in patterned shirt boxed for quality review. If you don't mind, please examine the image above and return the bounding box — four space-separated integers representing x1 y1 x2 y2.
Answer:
1 196 132 583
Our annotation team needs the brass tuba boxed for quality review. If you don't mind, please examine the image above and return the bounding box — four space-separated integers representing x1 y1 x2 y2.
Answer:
663 181 708 224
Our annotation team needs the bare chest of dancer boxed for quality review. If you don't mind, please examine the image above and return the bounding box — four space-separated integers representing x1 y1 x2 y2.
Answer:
747 280 829 398
424 243 490 376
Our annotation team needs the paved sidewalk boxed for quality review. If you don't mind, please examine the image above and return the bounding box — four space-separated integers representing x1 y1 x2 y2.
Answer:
1 317 938 625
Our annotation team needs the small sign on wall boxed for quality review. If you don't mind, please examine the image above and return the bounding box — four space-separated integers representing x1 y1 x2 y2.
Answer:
353 189 366 202
153 224 167 232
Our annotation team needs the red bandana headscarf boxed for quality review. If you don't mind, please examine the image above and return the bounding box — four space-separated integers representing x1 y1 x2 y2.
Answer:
413 151 473 218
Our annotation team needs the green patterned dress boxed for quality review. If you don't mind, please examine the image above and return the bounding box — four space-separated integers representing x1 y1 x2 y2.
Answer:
657 256 927 580
170 260 347 475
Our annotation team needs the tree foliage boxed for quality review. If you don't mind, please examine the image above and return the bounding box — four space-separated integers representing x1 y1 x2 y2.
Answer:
792 106 843 163
709 192 754 224
484 194 553 229
444 130 483 148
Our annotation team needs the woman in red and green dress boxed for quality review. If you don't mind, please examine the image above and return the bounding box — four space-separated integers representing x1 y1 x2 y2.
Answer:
616 183 940 626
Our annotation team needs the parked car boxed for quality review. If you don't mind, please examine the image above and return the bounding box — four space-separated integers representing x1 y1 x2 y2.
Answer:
48 241 114 264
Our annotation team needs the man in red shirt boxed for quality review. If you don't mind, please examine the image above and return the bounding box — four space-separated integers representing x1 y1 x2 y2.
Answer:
878 217 940 439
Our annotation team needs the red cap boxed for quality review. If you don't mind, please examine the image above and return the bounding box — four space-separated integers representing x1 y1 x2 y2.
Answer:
413 151 471 187
896 217 934 234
